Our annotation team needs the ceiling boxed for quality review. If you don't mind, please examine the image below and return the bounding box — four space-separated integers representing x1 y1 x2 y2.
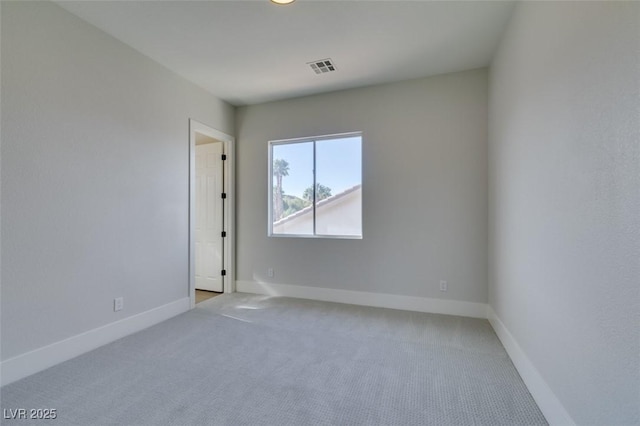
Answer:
56 0 516 106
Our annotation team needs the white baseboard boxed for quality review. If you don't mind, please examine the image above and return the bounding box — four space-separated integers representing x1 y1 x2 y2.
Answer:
236 280 487 319
1 298 190 386
487 306 575 426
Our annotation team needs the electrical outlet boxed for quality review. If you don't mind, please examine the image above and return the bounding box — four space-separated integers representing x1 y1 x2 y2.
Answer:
114 297 124 312
267 268 274 278
439 280 448 292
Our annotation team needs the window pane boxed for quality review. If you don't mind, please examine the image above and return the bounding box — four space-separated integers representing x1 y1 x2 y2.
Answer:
271 142 314 235
315 136 362 237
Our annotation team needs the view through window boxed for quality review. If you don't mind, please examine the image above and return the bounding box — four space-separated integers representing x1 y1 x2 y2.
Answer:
269 133 362 238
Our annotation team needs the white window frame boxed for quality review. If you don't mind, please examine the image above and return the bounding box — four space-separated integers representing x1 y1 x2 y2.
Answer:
268 131 363 239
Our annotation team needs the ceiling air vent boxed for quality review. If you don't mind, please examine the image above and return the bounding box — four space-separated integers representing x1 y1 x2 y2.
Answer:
308 58 336 75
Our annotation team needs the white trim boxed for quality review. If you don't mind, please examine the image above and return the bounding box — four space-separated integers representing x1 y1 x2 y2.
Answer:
189 119 236 309
269 131 363 145
236 280 487 319
487 306 575 426
0 298 189 386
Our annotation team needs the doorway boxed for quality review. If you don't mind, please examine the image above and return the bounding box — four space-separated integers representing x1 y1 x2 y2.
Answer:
189 120 235 308
195 137 223 294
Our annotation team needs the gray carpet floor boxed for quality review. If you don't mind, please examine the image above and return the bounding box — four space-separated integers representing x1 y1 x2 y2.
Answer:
1 294 547 425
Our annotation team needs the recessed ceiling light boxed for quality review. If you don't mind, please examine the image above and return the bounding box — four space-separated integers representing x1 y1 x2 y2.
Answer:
271 0 295 5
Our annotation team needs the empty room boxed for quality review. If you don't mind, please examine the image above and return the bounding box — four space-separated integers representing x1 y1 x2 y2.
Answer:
1 1 638 425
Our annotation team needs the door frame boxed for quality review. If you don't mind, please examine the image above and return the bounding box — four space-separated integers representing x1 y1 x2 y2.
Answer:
189 119 235 308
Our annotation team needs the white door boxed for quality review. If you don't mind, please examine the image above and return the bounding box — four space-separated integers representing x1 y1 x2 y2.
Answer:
195 142 224 292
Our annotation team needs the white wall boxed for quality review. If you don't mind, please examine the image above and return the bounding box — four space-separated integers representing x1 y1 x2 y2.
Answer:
236 69 488 304
273 187 362 236
488 2 639 424
315 187 361 237
1 2 234 361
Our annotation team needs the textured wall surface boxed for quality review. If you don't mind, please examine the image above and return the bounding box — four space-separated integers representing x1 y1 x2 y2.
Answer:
236 69 488 303
488 2 640 424
1 2 234 360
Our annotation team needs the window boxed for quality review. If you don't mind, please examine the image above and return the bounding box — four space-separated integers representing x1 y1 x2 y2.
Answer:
269 132 362 238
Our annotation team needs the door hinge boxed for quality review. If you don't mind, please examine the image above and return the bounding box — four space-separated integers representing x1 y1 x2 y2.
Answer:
221 269 227 276
221 192 227 199
221 154 227 161
221 231 226 238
